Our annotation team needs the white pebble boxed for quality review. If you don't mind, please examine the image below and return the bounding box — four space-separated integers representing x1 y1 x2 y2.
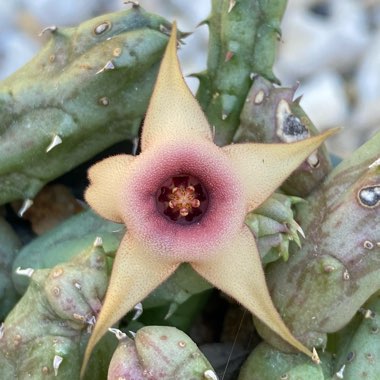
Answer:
276 0 369 82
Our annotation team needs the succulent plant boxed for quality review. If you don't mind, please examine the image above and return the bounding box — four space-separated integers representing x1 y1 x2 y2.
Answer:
239 291 380 379
12 209 123 294
246 192 305 263
238 342 333 380
107 326 217 380
11 207 212 329
0 5 174 205
332 291 380 380
0 1 379 380
254 131 380 353
196 0 287 146
0 240 114 379
81 20 336 376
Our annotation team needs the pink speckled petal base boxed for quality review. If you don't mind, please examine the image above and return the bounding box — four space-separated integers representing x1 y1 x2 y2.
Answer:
122 139 247 262
85 154 135 222
141 22 212 151
191 225 313 359
81 234 179 378
222 128 339 211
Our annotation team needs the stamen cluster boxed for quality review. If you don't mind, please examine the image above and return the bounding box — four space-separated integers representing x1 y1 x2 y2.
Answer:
156 175 207 224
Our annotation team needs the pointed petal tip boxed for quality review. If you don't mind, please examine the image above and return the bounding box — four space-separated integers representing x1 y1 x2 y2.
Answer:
192 226 314 359
224 126 342 211
322 126 342 138
307 127 341 151
168 21 177 50
80 237 179 379
141 18 212 150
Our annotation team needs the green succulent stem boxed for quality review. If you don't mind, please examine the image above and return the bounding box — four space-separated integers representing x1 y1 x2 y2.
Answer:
0 7 173 205
196 0 287 146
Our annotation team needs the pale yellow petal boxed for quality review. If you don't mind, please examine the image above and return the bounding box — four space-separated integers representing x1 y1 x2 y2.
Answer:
191 226 313 359
81 235 179 378
223 128 339 210
85 154 134 222
141 22 212 151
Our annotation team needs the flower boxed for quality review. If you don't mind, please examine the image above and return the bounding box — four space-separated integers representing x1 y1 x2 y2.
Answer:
81 22 336 376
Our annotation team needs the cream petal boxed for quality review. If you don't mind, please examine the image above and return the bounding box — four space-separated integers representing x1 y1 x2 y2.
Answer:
223 128 339 210
81 235 179 378
85 154 135 222
191 225 313 359
141 22 212 151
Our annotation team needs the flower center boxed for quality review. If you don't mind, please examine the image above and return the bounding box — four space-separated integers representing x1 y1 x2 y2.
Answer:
156 175 208 224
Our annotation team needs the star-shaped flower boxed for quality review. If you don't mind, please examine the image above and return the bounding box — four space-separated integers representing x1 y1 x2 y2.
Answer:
81 23 336 376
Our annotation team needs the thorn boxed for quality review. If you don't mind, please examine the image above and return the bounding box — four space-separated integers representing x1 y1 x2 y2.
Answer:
228 0 237 13
335 364 345 379
197 18 209 27
159 24 172 37
132 302 143 320
293 220 305 239
128 330 136 338
86 316 96 333
364 309 375 319
87 315 96 325
96 60 115 75
53 355 63 376
46 134 62 153
222 113 228 120
132 137 139 155
124 0 140 7
0 323 4 339
307 151 320 168
38 25 57 37
211 125 216 140
369 157 380 169
250 72 256 80
164 303 178 320
359 307 375 319
225 51 234 62
311 347 320 364
15 267 34 278
18 199 33 217
290 230 301 248
93 236 103 248
293 95 303 104
108 328 127 340
292 81 301 93
204 369 219 380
